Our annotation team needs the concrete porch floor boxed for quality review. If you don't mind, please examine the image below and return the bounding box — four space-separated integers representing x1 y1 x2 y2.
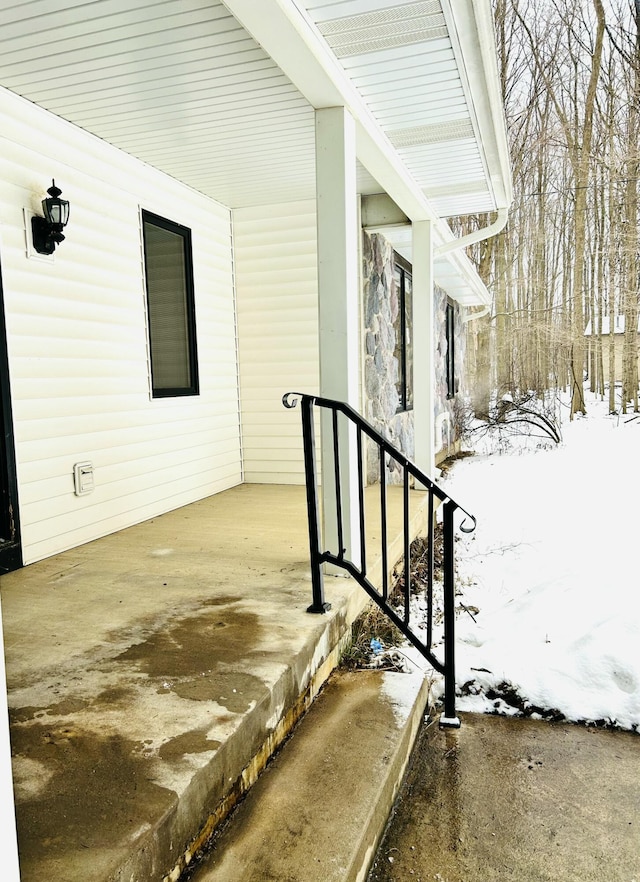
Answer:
0 482 428 882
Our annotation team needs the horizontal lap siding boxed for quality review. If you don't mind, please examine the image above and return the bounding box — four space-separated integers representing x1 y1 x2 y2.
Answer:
234 201 319 484
0 87 241 563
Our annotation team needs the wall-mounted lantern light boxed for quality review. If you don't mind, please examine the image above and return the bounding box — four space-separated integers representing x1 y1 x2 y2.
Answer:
31 179 70 255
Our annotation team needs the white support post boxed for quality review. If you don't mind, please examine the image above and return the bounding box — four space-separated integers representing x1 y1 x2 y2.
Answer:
412 220 436 478
315 106 361 567
0 598 20 881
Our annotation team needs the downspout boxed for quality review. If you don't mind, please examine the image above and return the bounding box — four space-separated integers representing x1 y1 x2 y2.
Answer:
435 411 451 452
435 206 509 257
437 206 509 323
463 303 490 323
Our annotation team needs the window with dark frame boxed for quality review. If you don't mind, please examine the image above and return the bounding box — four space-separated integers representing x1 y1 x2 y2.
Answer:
392 253 413 413
142 210 199 398
445 301 456 399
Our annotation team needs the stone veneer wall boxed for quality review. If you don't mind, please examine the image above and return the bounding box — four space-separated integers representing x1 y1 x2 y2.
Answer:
362 231 414 484
362 231 466 482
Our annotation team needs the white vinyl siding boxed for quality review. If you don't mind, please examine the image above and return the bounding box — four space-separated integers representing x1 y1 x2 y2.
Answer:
234 201 319 483
0 87 241 564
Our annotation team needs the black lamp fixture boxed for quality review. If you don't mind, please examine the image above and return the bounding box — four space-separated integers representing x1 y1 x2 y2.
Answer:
31 179 70 255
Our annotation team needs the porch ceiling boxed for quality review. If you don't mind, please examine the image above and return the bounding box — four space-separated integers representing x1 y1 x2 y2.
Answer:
0 0 510 219
306 0 510 217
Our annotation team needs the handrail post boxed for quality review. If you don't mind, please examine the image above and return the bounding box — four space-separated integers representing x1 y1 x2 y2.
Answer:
403 465 410 624
426 490 434 653
380 446 388 600
301 395 331 613
440 498 460 728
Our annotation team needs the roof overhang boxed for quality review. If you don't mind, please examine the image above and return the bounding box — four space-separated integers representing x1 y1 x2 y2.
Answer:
223 0 511 223
223 0 509 304
0 0 512 305
364 220 491 307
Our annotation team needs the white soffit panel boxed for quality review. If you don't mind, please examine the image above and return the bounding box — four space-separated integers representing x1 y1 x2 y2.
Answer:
0 0 317 209
305 0 496 217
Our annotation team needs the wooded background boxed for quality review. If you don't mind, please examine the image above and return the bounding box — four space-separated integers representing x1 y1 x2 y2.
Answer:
462 0 639 420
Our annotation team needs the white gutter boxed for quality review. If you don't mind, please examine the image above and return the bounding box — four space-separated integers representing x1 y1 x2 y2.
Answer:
463 304 490 323
436 206 509 256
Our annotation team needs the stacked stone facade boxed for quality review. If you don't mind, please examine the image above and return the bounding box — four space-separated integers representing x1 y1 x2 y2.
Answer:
362 231 414 483
361 230 465 482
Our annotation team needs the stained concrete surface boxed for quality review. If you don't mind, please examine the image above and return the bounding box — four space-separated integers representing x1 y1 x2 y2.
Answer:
367 712 640 882
0 483 426 882
183 668 432 882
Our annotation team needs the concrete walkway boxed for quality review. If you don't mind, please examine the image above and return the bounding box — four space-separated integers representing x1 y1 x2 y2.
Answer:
0 483 426 882
367 712 640 882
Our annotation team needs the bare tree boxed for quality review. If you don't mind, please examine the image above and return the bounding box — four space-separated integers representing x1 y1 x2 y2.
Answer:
463 0 639 425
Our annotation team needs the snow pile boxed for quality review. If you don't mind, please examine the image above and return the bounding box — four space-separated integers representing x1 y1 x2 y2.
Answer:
440 391 640 731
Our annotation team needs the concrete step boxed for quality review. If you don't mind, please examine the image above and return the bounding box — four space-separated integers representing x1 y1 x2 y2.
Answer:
182 667 431 882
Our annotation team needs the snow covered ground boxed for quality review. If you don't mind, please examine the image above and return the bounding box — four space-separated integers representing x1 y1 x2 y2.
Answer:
437 388 640 732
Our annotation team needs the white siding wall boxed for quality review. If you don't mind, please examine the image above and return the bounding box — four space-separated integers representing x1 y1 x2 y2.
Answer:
0 88 241 564
234 201 319 483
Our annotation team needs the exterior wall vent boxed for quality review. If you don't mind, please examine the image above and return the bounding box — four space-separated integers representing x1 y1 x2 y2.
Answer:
389 120 475 148
73 462 95 496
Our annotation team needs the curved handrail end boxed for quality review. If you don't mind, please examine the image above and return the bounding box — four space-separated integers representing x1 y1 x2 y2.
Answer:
459 512 477 534
282 392 304 409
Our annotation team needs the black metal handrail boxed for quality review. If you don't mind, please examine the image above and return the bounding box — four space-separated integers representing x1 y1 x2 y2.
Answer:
283 391 475 726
